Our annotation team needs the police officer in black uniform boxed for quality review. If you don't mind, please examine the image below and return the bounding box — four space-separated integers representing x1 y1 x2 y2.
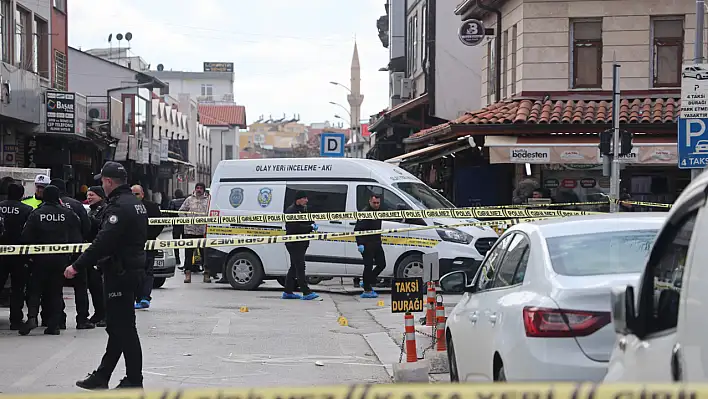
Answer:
66 162 148 390
50 178 94 329
19 185 82 335
86 185 107 326
0 182 32 329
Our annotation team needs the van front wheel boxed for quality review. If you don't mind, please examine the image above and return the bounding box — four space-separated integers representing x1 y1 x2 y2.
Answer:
225 252 264 290
396 253 424 278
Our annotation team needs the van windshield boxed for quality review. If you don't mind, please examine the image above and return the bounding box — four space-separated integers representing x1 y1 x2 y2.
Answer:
393 182 455 209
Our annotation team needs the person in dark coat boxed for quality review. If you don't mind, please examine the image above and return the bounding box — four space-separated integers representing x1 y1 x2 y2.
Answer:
131 185 164 309
354 193 386 298
85 185 108 326
282 191 320 301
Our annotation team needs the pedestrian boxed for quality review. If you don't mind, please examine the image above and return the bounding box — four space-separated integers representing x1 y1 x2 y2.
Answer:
50 178 94 330
19 185 82 336
281 191 321 301
167 189 186 266
66 161 148 389
22 174 49 209
86 186 108 327
179 183 210 284
354 193 386 299
131 184 164 309
0 176 16 201
0 182 32 330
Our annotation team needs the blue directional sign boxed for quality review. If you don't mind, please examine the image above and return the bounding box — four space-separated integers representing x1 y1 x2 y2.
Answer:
678 118 708 169
320 132 346 157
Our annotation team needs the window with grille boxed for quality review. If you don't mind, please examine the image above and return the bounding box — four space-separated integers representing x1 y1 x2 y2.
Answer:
54 50 67 91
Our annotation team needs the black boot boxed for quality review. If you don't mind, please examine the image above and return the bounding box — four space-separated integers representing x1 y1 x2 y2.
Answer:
76 371 109 390
18 317 38 336
44 327 60 335
114 377 143 389
76 320 96 330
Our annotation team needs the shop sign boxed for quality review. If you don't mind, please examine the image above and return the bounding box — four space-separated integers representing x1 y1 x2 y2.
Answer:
561 179 577 188
46 91 76 134
160 138 169 161
509 147 550 163
544 178 559 189
580 178 596 188
598 147 639 163
158 165 172 178
391 277 424 313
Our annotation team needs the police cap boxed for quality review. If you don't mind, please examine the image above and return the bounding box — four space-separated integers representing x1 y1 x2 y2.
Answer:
94 161 127 181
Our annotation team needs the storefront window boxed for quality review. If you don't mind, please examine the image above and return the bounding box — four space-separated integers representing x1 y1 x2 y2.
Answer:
394 182 455 209
122 94 134 135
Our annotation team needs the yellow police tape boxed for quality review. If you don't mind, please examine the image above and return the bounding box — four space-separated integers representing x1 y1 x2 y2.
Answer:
149 208 602 226
0 217 548 255
0 383 700 399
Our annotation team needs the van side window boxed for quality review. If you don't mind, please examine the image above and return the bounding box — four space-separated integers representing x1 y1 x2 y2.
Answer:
643 212 696 335
284 185 347 213
356 185 410 211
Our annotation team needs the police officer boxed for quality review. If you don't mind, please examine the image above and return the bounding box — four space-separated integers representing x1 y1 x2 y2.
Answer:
0 182 32 329
131 184 163 309
50 178 94 329
281 191 320 301
19 185 82 335
354 193 386 299
22 174 49 209
66 161 148 390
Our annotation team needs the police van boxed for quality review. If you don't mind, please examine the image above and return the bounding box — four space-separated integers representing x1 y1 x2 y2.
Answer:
205 158 498 290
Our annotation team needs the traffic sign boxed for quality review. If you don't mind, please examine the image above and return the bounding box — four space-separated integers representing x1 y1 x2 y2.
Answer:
320 132 345 157
459 19 485 46
679 63 708 168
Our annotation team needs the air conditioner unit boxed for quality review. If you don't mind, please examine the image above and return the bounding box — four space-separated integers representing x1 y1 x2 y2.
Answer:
391 72 404 97
400 78 413 100
222 93 234 101
197 95 213 102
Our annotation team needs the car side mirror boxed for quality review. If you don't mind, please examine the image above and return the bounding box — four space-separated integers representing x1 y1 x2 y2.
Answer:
611 285 637 335
396 203 408 210
440 271 475 294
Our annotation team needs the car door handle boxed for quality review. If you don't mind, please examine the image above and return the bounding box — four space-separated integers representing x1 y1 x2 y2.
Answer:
468 312 478 324
671 343 683 381
349 222 357 226
329 221 342 224
488 313 497 324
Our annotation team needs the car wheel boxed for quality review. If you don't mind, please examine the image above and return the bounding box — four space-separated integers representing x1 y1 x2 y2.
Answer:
395 253 424 278
447 335 460 382
152 277 166 289
307 276 323 285
225 251 264 290
495 363 506 382
698 74 705 80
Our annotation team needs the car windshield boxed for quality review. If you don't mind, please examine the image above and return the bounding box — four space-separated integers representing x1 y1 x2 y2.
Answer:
393 182 455 209
546 229 658 276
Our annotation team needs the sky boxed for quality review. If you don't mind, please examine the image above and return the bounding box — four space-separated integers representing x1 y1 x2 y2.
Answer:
68 0 391 126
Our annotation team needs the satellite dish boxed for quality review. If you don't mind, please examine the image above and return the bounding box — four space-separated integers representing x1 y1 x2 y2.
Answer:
116 33 123 41
125 32 132 41
108 34 112 42
157 64 164 71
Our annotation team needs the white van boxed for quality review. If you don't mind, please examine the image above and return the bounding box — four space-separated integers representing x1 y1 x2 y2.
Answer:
604 171 707 382
205 158 499 290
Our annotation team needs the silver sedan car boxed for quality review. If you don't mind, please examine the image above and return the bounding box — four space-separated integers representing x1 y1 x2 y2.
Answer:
441 212 667 383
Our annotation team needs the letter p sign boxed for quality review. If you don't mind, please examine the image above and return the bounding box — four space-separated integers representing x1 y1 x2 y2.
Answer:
686 119 707 147
320 133 345 157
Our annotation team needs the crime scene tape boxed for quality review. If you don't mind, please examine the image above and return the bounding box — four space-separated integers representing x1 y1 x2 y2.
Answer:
160 210 205 214
148 207 603 226
0 217 549 255
0 383 701 399
482 198 673 209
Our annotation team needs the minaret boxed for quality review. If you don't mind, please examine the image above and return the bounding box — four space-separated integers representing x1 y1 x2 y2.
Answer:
347 41 364 143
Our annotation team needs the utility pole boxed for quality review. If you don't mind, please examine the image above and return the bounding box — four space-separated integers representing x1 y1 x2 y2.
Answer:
692 0 705 180
610 63 621 213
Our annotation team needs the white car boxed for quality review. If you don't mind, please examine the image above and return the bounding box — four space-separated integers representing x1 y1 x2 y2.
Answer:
440 212 667 382
682 66 708 80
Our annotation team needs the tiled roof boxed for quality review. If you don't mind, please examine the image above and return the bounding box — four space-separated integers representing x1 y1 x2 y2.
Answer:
198 104 247 127
408 97 680 141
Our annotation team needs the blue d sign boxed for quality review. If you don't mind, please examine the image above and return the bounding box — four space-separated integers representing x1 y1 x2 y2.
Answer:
459 19 485 46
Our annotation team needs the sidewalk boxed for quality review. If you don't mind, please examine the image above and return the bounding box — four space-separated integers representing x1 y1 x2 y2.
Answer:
363 296 460 383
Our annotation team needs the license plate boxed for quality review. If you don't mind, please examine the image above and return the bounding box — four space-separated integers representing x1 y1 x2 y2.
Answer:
154 259 165 267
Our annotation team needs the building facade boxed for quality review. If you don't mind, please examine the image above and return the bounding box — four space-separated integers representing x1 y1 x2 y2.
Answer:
148 69 235 103
368 0 484 161
398 0 695 207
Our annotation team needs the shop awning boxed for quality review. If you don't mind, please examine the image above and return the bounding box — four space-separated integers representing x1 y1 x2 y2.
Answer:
166 157 195 167
482 135 677 165
385 140 469 166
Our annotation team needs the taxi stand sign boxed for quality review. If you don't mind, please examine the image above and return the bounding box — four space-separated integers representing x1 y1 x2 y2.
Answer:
391 277 424 313
678 63 708 169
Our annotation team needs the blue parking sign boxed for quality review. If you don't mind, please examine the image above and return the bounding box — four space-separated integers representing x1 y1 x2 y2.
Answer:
678 117 708 169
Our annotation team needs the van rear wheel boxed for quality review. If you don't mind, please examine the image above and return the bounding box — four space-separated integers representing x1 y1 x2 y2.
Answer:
396 253 424 278
225 251 264 290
